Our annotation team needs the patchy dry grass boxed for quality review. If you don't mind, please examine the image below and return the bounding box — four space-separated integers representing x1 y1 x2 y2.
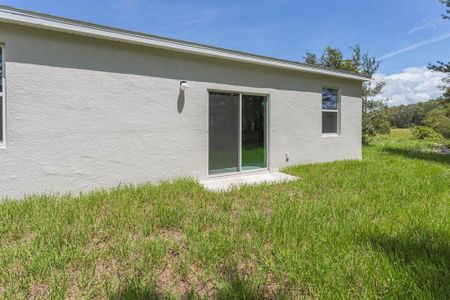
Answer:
0 133 449 299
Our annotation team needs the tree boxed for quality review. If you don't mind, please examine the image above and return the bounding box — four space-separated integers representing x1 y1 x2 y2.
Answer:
423 107 450 138
387 105 416 128
440 0 450 19
303 45 389 144
428 1 450 100
303 52 318 65
428 61 450 101
385 98 450 137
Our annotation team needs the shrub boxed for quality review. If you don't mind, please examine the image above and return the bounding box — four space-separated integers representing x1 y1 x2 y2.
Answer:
362 111 391 145
411 126 445 142
422 108 450 138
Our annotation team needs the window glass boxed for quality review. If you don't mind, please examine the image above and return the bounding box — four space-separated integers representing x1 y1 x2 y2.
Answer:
0 46 3 143
0 47 2 92
0 95 2 143
208 92 239 174
322 87 338 110
322 112 337 133
322 87 339 134
242 95 267 170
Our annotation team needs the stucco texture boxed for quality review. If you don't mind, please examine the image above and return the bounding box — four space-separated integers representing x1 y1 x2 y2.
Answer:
0 24 362 199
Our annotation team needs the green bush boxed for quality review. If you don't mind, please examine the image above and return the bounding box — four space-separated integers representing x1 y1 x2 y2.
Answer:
373 117 391 135
362 111 391 145
362 132 373 145
411 126 445 142
422 108 450 139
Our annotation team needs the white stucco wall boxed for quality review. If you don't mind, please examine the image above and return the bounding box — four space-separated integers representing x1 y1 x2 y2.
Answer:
0 24 362 199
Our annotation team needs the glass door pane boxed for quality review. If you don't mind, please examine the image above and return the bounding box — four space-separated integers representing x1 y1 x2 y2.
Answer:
208 92 240 174
242 95 267 170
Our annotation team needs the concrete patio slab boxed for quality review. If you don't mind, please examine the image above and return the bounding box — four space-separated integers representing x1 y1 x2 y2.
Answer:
200 171 298 192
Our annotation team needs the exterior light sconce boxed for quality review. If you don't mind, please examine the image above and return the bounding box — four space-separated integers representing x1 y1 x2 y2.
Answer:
180 80 188 91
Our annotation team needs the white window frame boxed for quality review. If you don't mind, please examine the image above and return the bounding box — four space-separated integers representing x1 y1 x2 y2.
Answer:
321 86 341 137
0 44 5 148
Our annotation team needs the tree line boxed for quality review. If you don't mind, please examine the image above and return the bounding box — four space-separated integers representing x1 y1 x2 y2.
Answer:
386 98 450 138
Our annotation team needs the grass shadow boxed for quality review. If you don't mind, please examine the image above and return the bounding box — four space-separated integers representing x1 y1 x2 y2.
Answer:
216 268 291 300
382 147 450 165
110 280 170 300
361 231 450 298
110 269 291 299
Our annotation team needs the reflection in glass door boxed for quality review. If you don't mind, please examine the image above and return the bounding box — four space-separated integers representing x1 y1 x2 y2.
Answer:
208 92 267 175
242 95 267 170
208 93 240 175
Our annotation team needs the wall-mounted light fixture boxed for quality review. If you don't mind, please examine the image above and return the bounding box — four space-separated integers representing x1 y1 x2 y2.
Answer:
180 80 188 91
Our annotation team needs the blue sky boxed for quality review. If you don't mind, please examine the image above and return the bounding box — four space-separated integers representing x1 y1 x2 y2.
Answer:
1 0 449 104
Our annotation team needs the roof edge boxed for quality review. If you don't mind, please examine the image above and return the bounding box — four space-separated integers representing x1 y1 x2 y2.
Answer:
0 5 370 81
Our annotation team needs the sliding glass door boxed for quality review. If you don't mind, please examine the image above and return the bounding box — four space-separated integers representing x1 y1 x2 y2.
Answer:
209 92 267 175
242 95 267 170
208 93 240 175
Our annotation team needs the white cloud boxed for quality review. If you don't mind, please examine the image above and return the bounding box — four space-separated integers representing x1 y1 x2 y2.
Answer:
374 66 446 106
380 32 450 60
406 14 442 35
407 24 430 35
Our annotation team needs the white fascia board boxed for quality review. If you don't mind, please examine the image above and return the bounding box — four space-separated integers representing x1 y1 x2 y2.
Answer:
0 6 369 82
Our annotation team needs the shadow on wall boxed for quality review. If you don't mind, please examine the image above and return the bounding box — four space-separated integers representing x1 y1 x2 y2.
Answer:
4 23 361 97
177 90 185 113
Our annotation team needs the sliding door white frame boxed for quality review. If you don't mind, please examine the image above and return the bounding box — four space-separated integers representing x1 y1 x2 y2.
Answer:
207 89 269 177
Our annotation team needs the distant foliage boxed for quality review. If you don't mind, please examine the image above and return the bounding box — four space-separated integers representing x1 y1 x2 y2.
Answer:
386 98 450 138
303 45 389 144
411 126 445 142
428 1 450 99
423 107 450 138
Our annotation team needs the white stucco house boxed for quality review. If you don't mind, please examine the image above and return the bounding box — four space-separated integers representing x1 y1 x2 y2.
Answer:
0 6 368 199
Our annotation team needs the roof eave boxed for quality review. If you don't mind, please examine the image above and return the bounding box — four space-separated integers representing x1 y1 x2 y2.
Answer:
0 6 370 82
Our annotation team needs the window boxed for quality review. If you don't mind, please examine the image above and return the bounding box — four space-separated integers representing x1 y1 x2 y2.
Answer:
0 45 4 145
322 87 339 134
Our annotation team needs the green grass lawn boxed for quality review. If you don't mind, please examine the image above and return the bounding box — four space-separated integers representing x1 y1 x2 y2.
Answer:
390 128 413 138
1 132 449 299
